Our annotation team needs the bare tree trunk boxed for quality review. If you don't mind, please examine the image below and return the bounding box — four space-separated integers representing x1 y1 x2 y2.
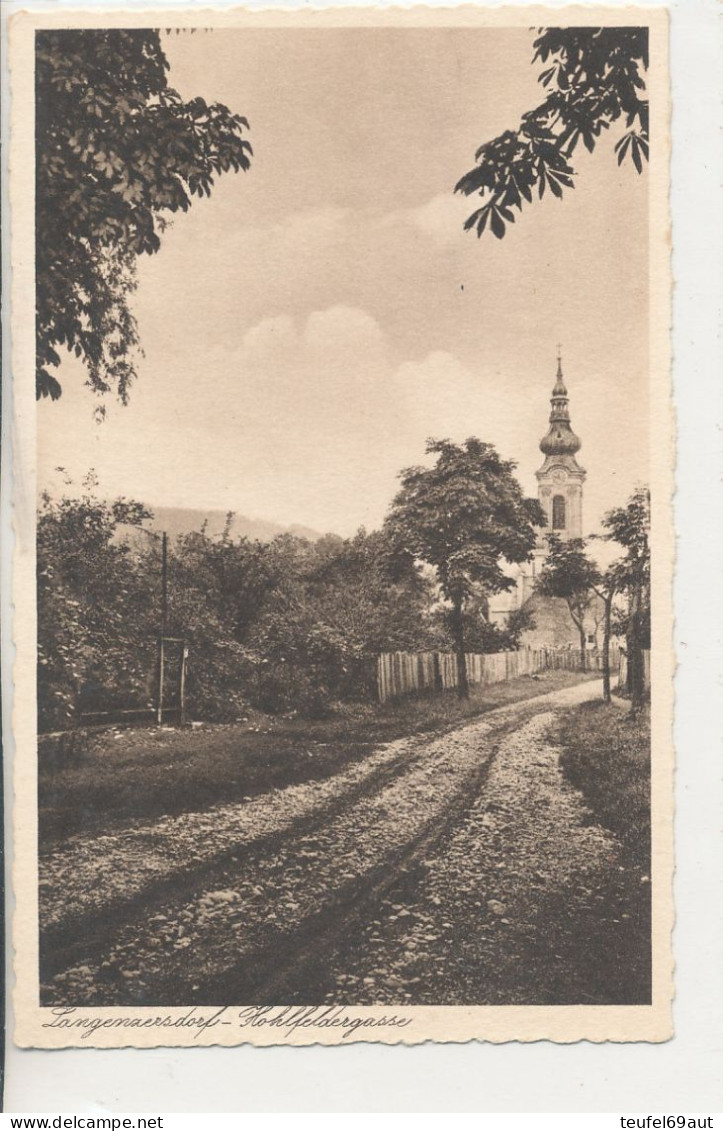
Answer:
578 624 588 672
629 583 645 715
602 593 613 703
450 597 469 699
568 603 587 672
625 592 634 695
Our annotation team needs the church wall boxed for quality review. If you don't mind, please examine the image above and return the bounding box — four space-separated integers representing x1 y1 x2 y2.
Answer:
518 593 604 651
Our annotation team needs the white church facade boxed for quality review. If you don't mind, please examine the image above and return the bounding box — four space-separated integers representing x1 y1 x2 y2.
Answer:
489 357 603 649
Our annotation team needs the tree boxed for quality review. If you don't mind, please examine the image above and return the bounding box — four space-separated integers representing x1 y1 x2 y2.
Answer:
37 480 154 730
455 28 648 240
433 597 536 656
37 482 261 728
247 528 438 713
167 524 438 715
36 30 252 402
384 439 544 698
595 565 620 703
304 528 437 655
173 525 293 646
536 535 601 672
600 487 651 713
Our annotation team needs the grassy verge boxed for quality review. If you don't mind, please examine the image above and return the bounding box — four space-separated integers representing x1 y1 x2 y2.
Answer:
555 698 651 1003
39 669 595 843
557 700 650 866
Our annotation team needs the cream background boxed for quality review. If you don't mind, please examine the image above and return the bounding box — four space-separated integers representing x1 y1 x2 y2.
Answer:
12 2 673 1050
4 0 718 1113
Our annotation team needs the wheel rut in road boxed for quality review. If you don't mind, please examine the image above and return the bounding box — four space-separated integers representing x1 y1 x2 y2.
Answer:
42 706 525 980
42 679 602 1006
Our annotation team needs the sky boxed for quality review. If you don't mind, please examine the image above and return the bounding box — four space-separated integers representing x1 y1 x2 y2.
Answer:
38 27 649 539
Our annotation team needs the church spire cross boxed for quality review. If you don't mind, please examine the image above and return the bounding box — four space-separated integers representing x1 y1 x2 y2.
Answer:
539 353 580 457
551 351 568 400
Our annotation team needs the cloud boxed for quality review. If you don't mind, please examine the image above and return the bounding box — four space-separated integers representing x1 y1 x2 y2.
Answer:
223 314 495 472
227 197 469 258
304 304 386 361
242 207 351 263
390 350 540 470
240 313 297 357
232 304 390 409
41 289 642 541
394 350 481 420
380 193 471 248
40 296 542 535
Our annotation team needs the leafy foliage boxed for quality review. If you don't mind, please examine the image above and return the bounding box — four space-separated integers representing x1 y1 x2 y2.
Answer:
247 529 438 715
435 596 536 655
386 439 544 606
537 488 651 700
537 534 602 670
600 487 650 606
537 534 601 616
37 488 440 728
385 439 544 694
455 27 649 239
37 481 154 729
600 488 651 708
36 29 252 401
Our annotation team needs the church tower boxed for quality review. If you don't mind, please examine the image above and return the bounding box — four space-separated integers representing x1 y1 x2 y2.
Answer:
535 354 586 542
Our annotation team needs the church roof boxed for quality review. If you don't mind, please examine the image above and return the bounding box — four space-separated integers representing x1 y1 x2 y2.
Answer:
539 355 582 457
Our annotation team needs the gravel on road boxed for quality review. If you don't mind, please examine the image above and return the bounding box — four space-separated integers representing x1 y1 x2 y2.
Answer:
40 680 601 936
303 707 648 1006
42 679 622 1006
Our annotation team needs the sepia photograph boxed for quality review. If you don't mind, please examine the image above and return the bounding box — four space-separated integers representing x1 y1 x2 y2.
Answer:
11 5 673 1047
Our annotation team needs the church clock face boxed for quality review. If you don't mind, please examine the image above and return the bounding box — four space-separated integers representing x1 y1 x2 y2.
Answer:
551 469 566 485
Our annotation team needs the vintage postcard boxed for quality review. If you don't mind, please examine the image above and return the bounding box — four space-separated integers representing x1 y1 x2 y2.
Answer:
10 5 673 1047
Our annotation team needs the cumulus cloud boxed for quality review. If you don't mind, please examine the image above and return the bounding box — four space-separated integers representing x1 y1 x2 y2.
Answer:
178 304 403 530
39 299 557 535
222 310 495 475
380 193 471 248
152 303 501 531
240 207 351 266
231 304 391 420
233 197 468 256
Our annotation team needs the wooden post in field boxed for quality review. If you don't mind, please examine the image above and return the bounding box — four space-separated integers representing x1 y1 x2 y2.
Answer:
179 642 189 725
156 532 168 725
156 637 165 725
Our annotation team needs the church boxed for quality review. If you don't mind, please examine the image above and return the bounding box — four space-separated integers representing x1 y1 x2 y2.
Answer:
488 356 603 650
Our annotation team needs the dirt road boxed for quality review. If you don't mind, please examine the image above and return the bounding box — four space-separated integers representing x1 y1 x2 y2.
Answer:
42 677 647 1006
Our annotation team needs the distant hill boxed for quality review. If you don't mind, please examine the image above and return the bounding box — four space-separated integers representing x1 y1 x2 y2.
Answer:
139 506 323 544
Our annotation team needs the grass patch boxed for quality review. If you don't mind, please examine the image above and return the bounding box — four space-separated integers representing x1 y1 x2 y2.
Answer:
39 669 595 843
556 699 652 1003
557 699 650 867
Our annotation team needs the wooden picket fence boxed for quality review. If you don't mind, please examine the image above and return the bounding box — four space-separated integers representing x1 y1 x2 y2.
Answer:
377 644 621 704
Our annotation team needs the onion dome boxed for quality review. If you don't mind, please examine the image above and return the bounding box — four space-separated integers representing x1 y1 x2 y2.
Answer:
539 355 582 457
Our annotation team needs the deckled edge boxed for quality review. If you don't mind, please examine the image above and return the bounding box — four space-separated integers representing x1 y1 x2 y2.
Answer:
9 2 675 1050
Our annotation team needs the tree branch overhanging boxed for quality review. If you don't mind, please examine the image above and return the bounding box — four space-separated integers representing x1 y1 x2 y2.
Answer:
455 27 649 240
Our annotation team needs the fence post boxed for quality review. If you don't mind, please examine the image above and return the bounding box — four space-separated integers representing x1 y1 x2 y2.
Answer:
179 642 188 725
156 637 165 725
